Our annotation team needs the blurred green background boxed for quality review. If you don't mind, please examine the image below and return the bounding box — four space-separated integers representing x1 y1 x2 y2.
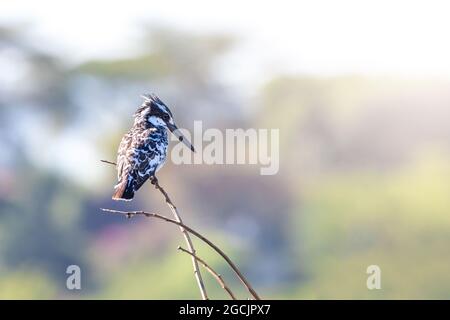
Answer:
1 1 449 299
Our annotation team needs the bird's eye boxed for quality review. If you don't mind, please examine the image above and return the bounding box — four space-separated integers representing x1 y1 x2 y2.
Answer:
163 114 170 121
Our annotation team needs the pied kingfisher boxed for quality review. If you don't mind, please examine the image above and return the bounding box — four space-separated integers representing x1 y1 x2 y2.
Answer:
112 94 195 201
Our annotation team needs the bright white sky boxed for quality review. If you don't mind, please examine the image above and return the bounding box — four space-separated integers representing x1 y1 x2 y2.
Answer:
2 0 450 82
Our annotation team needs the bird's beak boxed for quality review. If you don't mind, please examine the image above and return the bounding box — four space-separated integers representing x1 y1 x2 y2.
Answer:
167 122 196 153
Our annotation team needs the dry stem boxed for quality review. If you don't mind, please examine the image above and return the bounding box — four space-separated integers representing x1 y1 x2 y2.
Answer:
151 177 208 300
178 246 236 300
101 159 261 300
102 159 208 300
101 207 261 300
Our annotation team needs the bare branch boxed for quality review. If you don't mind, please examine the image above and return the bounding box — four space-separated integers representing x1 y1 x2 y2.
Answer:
152 178 208 300
101 159 261 300
178 246 236 300
101 159 208 300
101 207 261 300
100 159 117 166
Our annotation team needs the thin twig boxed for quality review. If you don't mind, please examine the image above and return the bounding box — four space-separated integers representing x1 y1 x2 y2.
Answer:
101 159 208 300
101 159 260 299
100 208 261 300
178 246 236 300
152 178 208 300
100 159 117 166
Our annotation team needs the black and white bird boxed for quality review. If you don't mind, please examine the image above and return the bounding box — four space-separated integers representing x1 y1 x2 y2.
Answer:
112 94 195 201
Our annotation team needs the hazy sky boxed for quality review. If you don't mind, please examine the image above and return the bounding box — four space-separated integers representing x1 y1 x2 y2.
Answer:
2 0 450 185
2 0 450 82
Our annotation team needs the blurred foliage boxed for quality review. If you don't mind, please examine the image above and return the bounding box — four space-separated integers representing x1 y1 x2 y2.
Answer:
0 270 56 299
291 152 450 299
0 23 449 300
76 29 234 80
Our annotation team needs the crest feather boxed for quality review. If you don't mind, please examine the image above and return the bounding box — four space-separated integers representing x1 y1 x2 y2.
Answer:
140 93 163 104
134 93 171 118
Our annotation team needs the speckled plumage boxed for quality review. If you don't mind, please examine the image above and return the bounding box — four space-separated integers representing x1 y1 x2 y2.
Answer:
112 94 190 201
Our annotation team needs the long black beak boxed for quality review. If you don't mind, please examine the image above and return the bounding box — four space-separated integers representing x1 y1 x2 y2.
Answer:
167 122 195 153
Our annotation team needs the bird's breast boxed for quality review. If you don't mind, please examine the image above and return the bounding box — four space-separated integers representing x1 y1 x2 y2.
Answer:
146 130 168 172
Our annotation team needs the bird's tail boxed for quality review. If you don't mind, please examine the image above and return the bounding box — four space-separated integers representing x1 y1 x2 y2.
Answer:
112 180 134 201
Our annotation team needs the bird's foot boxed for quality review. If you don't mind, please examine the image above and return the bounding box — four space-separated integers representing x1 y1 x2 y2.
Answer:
150 176 159 188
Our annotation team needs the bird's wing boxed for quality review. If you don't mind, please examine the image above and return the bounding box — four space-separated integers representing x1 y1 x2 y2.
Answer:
116 129 159 193
117 132 133 180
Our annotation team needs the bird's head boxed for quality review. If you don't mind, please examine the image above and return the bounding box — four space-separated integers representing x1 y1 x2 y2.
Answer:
134 93 195 152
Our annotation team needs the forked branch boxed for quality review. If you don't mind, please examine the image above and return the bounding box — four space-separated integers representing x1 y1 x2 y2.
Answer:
101 159 261 300
101 159 208 300
178 246 236 300
100 207 261 300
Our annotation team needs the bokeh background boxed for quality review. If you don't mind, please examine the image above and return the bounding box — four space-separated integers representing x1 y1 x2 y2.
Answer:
1 0 450 299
